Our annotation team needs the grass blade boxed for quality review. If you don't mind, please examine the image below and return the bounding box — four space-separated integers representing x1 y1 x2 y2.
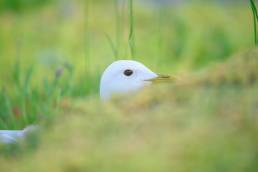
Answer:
128 0 135 59
105 33 118 60
250 0 258 45
114 0 121 58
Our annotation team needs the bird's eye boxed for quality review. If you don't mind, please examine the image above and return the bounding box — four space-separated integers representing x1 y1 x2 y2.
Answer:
123 69 133 76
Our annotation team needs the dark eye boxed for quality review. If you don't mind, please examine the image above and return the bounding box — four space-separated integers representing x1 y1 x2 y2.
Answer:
123 69 133 76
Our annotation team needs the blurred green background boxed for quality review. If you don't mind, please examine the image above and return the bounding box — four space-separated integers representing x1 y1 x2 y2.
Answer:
0 1 258 172
0 0 254 129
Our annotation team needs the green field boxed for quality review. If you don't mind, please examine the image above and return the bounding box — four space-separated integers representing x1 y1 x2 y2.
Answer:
0 0 257 171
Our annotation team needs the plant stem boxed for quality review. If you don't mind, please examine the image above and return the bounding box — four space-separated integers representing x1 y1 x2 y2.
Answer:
250 0 258 45
84 0 91 72
128 0 135 59
105 33 118 59
114 0 120 59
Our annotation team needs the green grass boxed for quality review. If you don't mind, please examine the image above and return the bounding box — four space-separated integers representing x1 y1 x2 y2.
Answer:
249 0 258 45
128 0 135 59
0 48 257 172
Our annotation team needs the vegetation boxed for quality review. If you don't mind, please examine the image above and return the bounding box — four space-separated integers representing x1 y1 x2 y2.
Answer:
0 0 257 171
249 0 258 44
0 1 253 129
1 48 258 172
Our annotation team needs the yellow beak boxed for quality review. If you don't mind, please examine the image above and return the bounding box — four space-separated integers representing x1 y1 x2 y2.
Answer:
145 74 177 83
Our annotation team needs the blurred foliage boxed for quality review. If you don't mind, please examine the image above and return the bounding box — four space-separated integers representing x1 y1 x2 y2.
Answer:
0 1 254 129
0 0 51 13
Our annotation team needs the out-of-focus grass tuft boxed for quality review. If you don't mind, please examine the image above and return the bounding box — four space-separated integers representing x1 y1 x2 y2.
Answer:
0 61 74 129
0 48 257 172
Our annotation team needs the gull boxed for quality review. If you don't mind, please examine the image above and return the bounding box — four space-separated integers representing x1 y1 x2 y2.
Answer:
100 60 172 100
0 125 37 144
0 60 172 144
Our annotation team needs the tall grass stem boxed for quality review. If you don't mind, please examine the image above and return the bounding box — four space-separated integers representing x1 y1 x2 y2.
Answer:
128 0 135 59
114 0 120 59
84 0 91 72
105 33 118 59
250 0 258 45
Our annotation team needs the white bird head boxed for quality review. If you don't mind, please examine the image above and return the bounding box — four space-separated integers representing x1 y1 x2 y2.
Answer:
100 60 172 101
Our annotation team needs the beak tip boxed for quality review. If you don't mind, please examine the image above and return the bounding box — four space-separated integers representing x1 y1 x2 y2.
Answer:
145 74 177 83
